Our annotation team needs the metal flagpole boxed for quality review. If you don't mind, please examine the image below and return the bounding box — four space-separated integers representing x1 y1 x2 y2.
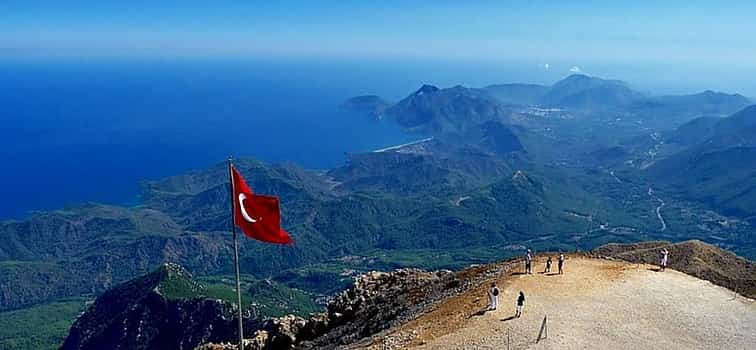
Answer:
228 156 245 350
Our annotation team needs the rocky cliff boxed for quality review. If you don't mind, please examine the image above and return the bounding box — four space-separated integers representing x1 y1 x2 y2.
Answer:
63 256 513 350
60 263 261 350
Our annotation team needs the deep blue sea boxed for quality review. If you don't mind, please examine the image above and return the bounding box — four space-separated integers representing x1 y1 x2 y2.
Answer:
0 58 558 218
6 57 724 219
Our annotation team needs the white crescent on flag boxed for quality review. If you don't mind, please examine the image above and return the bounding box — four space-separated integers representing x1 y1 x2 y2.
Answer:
238 193 259 223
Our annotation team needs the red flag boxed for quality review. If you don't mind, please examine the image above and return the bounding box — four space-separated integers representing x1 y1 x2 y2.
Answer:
230 166 292 244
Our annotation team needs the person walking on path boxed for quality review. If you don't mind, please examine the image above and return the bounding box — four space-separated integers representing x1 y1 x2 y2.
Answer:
544 256 553 273
487 283 499 311
515 291 525 318
558 253 565 274
660 248 669 272
525 249 533 274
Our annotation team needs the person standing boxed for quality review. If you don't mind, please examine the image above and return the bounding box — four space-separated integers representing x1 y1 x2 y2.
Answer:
660 248 669 271
488 283 499 311
545 256 553 273
558 253 565 274
525 249 533 274
515 291 525 318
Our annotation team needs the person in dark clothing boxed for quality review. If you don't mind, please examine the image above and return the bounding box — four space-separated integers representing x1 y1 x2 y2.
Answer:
558 253 565 274
545 256 553 273
515 291 525 318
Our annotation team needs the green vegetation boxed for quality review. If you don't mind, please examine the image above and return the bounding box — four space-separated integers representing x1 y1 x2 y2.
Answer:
157 264 206 300
197 275 319 317
155 265 318 318
0 298 88 350
360 247 521 270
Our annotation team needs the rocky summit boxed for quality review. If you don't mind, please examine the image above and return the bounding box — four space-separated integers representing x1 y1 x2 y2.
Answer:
60 263 261 350
60 240 755 350
64 257 516 350
594 240 756 298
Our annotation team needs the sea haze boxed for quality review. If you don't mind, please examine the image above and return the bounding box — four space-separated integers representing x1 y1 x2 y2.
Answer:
0 59 431 219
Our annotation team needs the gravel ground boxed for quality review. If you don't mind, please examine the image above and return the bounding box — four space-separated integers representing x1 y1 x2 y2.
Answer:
365 257 756 350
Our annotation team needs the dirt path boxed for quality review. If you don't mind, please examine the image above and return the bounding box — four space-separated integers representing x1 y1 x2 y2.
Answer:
362 256 755 350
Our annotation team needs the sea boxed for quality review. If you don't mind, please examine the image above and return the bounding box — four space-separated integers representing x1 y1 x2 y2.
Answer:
5 57 736 219
0 58 559 219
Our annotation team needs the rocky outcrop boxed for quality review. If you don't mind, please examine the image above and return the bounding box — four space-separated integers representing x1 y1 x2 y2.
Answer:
61 262 479 350
196 267 483 350
300 269 456 349
198 261 516 350
60 264 262 350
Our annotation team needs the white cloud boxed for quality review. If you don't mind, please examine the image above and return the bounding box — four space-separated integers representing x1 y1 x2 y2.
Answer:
569 66 582 73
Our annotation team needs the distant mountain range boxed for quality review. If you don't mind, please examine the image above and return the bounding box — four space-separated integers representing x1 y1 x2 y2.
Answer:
343 74 753 179
482 74 633 108
648 105 756 220
360 74 750 136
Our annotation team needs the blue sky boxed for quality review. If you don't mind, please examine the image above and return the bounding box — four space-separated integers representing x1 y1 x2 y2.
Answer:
3 1 756 94
3 1 754 62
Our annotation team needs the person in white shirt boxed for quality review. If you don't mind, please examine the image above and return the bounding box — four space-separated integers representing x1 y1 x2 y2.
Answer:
660 248 669 271
558 253 565 274
488 283 499 311
525 249 533 274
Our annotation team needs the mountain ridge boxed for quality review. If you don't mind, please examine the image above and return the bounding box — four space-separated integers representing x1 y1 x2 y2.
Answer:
61 240 755 350
648 104 756 219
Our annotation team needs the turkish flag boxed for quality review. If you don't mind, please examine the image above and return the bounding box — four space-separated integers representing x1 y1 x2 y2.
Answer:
230 166 293 244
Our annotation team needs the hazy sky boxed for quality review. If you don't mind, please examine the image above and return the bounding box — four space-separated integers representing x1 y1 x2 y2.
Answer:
3 1 756 94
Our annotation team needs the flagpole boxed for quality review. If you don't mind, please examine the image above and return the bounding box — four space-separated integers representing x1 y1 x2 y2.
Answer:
228 156 245 350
